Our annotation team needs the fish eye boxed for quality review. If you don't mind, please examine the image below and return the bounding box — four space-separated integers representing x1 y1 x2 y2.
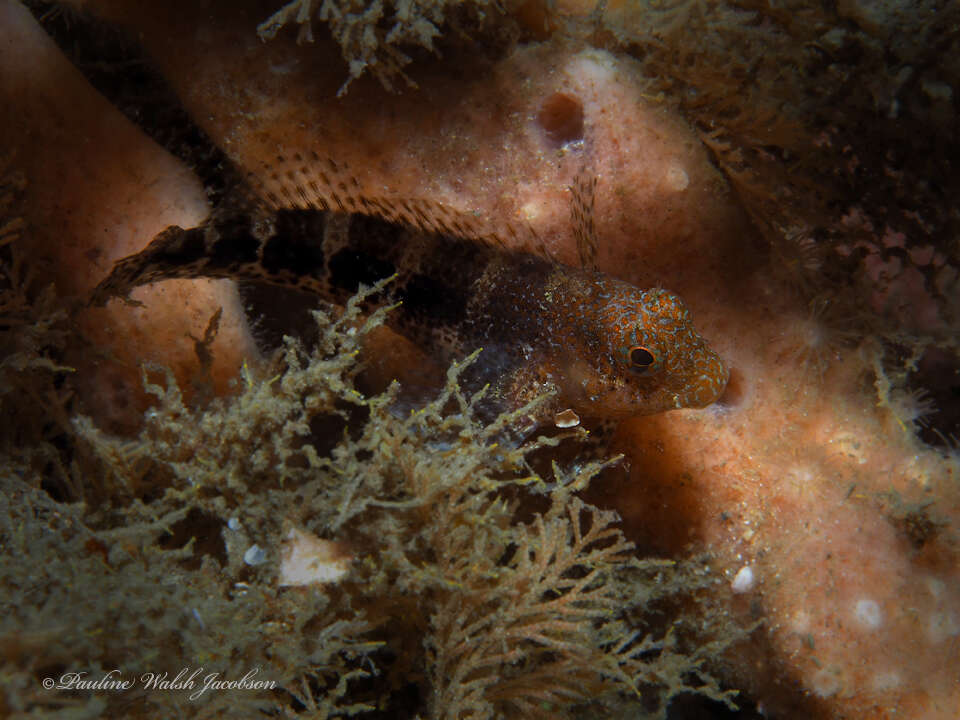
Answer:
628 346 656 372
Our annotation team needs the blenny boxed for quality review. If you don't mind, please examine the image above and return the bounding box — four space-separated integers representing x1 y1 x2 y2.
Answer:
90 153 728 424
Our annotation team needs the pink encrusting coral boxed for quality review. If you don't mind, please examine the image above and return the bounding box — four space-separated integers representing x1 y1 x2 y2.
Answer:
4 0 960 717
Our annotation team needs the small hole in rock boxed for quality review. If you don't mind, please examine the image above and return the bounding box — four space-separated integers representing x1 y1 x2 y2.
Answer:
537 92 584 145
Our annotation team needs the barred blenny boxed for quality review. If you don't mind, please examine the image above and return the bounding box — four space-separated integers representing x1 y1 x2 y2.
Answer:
90 153 728 424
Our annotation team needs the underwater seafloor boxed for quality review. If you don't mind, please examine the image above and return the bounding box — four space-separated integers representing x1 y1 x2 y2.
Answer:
1 0 959 718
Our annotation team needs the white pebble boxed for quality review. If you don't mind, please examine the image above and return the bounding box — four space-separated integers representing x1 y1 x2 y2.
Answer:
244 544 267 566
279 527 351 586
731 565 755 594
554 408 580 428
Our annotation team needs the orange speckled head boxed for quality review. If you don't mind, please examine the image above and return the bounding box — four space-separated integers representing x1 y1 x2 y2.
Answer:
573 284 728 417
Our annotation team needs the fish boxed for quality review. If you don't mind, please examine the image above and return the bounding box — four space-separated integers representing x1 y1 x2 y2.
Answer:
90 152 728 426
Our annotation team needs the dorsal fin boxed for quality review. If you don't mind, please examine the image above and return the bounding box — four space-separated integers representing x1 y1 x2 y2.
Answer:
570 169 599 271
244 151 549 259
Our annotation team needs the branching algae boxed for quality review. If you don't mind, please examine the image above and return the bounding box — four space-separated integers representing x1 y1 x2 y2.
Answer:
258 0 520 95
3 247 744 716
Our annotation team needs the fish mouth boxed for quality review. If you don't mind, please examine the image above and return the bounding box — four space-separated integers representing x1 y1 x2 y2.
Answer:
678 351 729 408
639 345 728 411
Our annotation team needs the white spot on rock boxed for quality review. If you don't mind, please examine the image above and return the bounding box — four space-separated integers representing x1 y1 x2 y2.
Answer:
809 668 841 698
790 610 811 634
871 671 901 692
927 612 959 644
925 577 944 598
665 164 690 192
853 598 883 630
520 200 542 221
